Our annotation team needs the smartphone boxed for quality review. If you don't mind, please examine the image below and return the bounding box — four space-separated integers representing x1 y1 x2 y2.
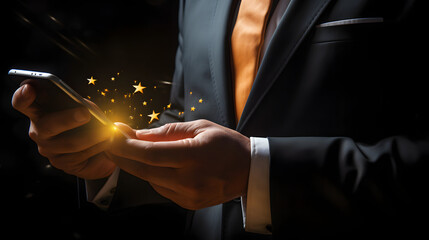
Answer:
9 69 131 138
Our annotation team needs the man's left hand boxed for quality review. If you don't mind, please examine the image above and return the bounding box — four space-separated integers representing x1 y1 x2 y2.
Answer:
109 119 251 210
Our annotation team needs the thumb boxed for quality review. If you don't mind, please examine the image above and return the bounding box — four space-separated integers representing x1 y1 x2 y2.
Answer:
11 83 38 119
136 122 197 142
113 122 137 139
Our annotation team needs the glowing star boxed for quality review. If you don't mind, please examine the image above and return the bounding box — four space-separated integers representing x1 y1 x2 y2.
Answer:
142 101 147 106
199 98 203 103
148 110 160 123
87 76 96 85
167 103 171 108
191 106 196 111
133 82 146 94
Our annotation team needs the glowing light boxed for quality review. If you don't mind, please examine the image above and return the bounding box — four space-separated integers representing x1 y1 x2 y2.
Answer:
199 98 203 103
84 71 184 129
191 106 196 111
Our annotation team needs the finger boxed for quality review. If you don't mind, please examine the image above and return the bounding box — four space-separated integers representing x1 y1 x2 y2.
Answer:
108 153 178 189
72 152 116 180
11 84 38 119
47 140 111 168
114 122 137 139
109 138 193 168
136 122 198 142
30 107 91 140
38 126 112 155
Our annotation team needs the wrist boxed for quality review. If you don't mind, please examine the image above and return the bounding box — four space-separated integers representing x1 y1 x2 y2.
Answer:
240 135 251 197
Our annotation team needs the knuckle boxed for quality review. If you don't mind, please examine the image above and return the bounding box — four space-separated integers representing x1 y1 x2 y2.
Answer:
162 123 177 134
36 121 55 138
29 121 54 140
28 128 38 141
196 119 210 127
37 146 51 158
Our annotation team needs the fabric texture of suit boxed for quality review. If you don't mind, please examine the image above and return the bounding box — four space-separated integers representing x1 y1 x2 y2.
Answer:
107 0 428 239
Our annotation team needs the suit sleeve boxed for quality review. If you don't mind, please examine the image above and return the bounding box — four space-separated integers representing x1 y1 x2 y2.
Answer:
108 0 186 210
269 135 429 238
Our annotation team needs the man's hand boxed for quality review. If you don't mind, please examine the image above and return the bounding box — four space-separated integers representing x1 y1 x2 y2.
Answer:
12 82 120 180
109 119 251 210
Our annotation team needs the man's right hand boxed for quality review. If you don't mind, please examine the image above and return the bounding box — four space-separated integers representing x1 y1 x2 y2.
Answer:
12 82 118 180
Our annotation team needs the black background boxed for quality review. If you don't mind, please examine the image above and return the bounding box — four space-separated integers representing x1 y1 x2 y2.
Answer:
1 0 180 239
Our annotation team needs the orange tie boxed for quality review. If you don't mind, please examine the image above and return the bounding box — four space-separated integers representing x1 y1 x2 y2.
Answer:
232 0 273 122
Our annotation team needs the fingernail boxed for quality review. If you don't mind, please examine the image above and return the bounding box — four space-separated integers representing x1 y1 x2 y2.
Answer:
74 108 90 122
21 84 29 98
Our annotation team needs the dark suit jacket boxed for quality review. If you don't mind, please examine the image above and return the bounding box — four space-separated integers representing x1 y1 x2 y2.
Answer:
108 0 428 239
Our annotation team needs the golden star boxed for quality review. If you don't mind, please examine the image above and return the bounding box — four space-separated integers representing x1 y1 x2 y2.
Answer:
133 82 146 94
191 106 196 111
142 101 147 106
87 76 96 85
148 110 160 123
198 98 203 103
167 103 171 108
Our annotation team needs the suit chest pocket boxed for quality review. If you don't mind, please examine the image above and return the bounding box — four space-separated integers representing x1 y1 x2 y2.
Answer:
309 18 384 44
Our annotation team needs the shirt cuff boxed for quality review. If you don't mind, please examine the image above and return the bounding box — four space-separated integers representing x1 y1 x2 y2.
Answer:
85 167 120 210
242 137 272 234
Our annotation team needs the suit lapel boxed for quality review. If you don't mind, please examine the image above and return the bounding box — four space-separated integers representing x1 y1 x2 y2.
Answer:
208 0 239 129
236 0 333 132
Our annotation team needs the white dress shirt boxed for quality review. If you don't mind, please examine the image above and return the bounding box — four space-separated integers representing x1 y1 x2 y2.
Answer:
86 0 292 235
